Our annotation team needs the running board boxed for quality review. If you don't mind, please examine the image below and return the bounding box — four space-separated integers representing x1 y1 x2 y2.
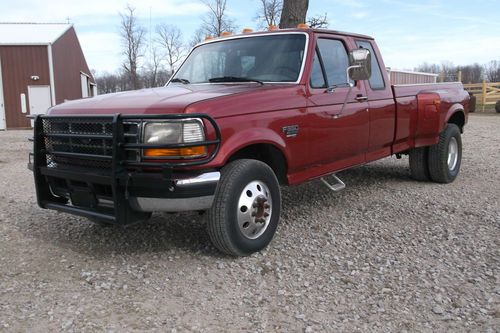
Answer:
320 174 346 192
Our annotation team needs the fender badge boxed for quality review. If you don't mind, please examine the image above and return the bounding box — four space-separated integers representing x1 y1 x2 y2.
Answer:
282 125 299 138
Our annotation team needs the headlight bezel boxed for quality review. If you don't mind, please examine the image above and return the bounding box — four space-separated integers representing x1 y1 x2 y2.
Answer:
141 118 207 159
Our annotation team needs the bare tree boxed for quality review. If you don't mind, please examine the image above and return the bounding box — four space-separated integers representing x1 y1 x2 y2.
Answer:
279 0 309 28
190 27 206 47
119 5 146 90
157 24 185 75
143 47 163 87
485 60 500 82
199 0 236 37
440 61 457 82
255 0 282 27
416 62 458 82
307 13 329 28
458 63 483 84
156 69 173 86
95 72 121 94
415 62 441 74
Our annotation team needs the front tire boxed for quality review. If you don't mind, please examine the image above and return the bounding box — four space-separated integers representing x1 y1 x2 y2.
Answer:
207 159 281 256
428 124 462 183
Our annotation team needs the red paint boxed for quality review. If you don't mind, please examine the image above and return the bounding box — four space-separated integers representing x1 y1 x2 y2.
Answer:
48 29 469 185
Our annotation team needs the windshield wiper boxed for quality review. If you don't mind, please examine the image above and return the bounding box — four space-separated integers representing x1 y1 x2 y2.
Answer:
170 78 190 84
208 76 264 85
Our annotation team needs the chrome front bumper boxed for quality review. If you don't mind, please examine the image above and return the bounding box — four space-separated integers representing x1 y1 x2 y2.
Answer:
129 171 220 212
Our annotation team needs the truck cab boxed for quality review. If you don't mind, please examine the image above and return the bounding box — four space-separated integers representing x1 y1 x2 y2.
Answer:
29 28 469 256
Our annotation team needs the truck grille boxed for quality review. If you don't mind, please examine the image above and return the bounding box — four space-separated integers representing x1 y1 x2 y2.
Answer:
41 118 139 171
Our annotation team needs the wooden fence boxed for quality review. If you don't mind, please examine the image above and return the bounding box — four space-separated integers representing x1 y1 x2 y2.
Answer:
463 81 500 105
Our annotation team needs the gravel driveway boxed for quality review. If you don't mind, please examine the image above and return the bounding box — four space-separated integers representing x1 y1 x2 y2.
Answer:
0 114 498 332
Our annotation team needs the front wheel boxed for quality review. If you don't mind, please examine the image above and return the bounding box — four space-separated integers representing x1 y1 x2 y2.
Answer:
428 124 462 183
207 159 281 256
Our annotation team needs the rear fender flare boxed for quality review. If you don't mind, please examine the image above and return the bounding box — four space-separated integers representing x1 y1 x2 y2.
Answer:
445 104 466 131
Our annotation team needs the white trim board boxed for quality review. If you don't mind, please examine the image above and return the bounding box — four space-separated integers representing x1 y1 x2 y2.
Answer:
0 57 6 130
47 44 56 105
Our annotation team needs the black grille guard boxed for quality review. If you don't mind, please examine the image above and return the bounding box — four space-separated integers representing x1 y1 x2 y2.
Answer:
30 113 221 224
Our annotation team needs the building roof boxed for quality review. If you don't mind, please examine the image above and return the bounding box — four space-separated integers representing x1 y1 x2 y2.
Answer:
0 23 72 45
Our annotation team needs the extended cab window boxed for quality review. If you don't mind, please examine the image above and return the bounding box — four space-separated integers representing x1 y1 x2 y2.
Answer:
316 39 350 87
356 40 385 90
172 34 307 84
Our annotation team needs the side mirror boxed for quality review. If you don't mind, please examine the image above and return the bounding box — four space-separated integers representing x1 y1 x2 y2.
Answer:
347 48 371 81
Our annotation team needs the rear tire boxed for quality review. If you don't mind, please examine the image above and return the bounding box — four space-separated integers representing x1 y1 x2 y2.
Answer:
468 94 476 113
409 147 430 181
207 159 281 256
428 124 462 183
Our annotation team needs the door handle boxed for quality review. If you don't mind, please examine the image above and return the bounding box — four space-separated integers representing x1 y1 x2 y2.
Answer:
355 95 368 102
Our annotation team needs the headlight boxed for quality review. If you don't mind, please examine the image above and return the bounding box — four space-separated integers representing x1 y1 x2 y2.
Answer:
143 119 207 158
144 122 183 144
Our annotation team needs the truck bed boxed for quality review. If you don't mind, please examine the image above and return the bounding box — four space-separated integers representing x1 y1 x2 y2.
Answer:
391 82 469 154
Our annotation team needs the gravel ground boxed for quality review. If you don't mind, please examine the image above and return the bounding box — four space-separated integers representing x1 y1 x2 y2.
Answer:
0 114 499 332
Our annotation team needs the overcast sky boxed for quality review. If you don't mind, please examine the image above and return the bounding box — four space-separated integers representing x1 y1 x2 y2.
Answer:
1 0 499 73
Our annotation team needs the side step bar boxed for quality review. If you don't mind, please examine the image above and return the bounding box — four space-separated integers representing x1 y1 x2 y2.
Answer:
320 174 346 192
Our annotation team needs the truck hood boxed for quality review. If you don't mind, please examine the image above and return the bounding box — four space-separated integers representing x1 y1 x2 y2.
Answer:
48 84 268 115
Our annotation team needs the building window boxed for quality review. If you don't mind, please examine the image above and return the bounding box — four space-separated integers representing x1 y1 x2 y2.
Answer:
80 72 97 98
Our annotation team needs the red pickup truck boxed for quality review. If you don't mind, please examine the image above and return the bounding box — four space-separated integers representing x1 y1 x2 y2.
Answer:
29 28 469 256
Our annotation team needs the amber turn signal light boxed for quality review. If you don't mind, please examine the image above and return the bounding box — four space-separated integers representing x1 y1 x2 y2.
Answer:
144 146 207 158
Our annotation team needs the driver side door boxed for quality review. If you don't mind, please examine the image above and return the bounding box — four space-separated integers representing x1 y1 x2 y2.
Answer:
307 36 369 170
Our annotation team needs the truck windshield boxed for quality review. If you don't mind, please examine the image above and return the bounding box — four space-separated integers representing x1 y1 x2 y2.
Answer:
171 34 307 84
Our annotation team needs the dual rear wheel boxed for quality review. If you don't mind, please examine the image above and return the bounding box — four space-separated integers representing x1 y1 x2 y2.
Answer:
409 124 462 183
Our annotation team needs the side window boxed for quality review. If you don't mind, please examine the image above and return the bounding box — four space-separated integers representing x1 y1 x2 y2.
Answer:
356 40 385 90
310 50 326 88
317 39 350 87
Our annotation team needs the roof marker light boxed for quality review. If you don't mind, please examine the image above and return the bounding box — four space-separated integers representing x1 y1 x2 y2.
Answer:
205 35 214 41
297 23 309 29
242 28 253 33
268 25 279 31
220 31 232 37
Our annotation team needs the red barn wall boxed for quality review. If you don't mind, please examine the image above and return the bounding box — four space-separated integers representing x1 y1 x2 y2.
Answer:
52 27 94 104
0 46 50 128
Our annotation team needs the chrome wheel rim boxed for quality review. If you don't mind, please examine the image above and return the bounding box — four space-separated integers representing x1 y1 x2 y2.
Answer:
237 180 272 239
448 137 459 171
